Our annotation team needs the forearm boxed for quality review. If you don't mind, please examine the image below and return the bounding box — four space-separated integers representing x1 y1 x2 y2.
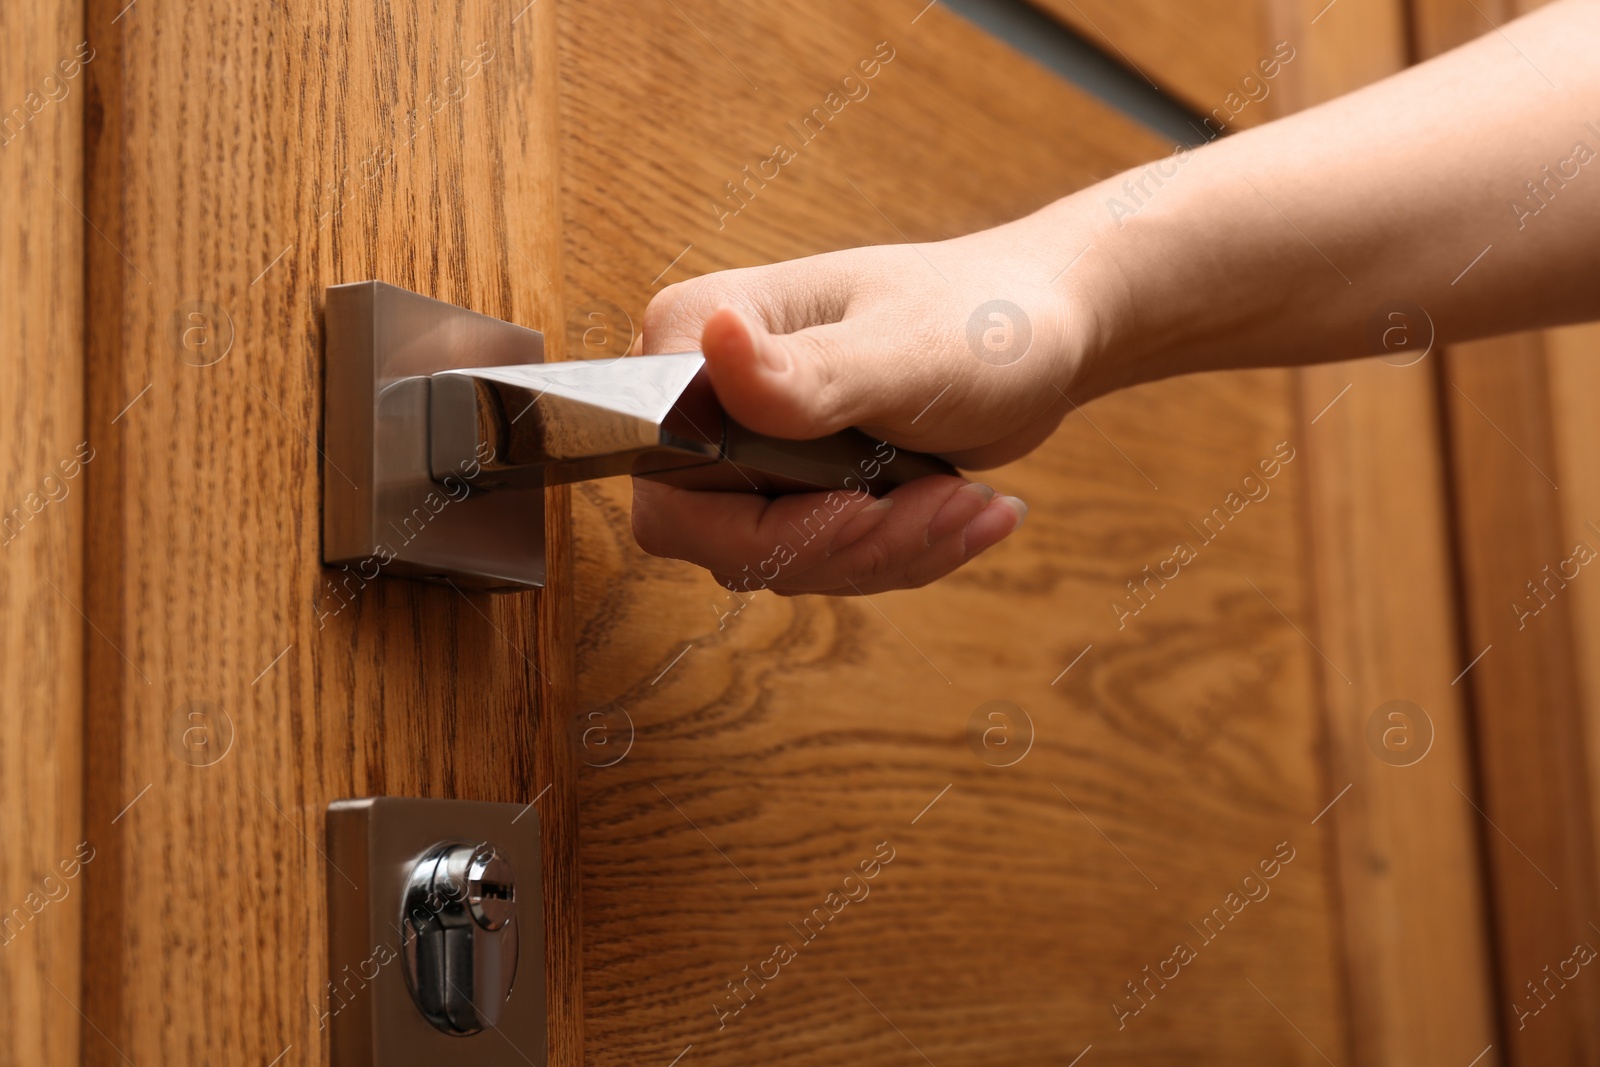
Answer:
1059 0 1600 398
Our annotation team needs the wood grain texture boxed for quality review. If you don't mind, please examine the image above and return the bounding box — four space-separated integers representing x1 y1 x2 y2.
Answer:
1028 0 1277 128
562 3 1359 1063
1543 323 1600 921
1407 1 1600 1063
0 0 86 1062
1440 334 1600 1065
1296 357 1504 1067
79 0 580 1064
1275 1 1502 1064
1296 353 1504 1067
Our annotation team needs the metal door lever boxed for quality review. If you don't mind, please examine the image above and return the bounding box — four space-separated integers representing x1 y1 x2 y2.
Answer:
322 281 954 590
428 354 953 495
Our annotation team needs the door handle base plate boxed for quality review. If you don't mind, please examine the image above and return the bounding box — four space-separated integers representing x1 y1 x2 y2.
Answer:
322 281 547 590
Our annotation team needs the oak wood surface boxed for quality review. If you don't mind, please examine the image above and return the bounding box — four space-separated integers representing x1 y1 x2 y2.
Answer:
79 0 580 1063
0 0 86 1062
1441 335 1600 1066
1030 0 1276 128
561 2 1362 1063
54 0 1528 1063
1407 1 1600 1063
1543 323 1600 910
1296 346 1504 1067
1274 0 1502 1064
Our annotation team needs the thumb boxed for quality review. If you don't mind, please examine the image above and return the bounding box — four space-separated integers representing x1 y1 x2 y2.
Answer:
699 305 955 443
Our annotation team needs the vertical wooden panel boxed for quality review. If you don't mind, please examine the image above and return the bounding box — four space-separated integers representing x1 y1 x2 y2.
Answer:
1297 349 1503 1067
0 0 86 1064
1544 323 1600 886
1277 0 1502 1064
79 0 578 1063
1408 0 1600 1063
1444 333 1600 1064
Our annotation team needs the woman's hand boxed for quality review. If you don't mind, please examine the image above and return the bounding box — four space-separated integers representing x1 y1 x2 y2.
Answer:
628 0 1600 597
629 214 1105 596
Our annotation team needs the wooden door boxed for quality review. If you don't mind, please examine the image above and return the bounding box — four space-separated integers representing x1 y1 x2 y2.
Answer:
561 1 1497 1065
2 0 1519 1064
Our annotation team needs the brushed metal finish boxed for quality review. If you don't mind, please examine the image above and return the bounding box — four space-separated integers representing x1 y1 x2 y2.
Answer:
324 798 547 1066
321 281 548 589
430 353 720 488
429 354 958 495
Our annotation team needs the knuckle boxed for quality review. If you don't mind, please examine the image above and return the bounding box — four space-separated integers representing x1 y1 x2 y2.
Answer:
782 329 851 421
641 282 693 345
643 273 766 351
849 536 897 583
784 329 838 374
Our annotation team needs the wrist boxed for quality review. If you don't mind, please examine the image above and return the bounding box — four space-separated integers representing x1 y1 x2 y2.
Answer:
1031 185 1145 403
1042 159 1282 401
1051 143 1383 398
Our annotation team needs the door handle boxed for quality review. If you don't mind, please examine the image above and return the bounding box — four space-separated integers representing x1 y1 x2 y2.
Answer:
321 281 953 591
428 354 953 495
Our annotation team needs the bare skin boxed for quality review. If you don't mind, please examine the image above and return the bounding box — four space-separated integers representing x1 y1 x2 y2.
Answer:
631 0 1600 596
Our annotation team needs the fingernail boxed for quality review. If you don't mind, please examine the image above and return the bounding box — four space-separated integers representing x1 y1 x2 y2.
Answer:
926 483 995 546
1001 495 1028 529
962 496 1027 558
828 498 893 556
